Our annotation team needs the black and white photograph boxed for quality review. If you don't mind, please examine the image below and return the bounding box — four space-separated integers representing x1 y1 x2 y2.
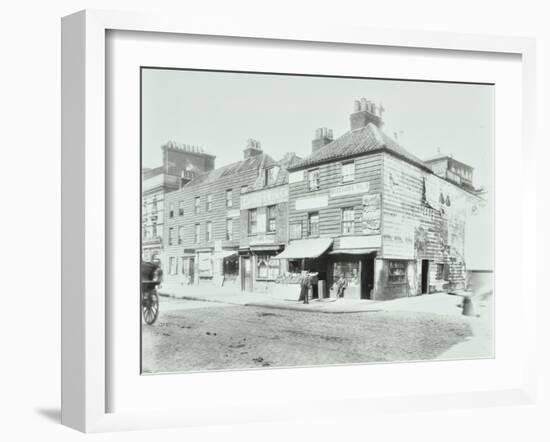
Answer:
3 0 546 439
140 67 495 374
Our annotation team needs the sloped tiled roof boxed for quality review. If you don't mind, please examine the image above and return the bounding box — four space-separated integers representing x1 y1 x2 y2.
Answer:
183 153 277 188
289 123 429 171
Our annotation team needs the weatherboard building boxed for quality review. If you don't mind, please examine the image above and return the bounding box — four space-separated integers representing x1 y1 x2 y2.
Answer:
278 98 483 300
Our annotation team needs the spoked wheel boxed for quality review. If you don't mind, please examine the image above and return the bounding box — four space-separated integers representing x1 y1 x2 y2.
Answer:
142 289 159 325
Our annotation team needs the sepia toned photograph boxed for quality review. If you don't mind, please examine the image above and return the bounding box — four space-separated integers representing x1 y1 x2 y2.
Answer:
140 68 494 374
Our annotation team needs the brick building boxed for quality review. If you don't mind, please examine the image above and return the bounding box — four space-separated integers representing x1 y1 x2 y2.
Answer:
279 98 482 300
141 141 215 263
161 139 295 294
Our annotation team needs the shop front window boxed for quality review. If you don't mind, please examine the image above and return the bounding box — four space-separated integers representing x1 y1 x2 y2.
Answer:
288 259 302 274
332 261 360 287
198 252 213 278
388 260 407 283
256 255 280 280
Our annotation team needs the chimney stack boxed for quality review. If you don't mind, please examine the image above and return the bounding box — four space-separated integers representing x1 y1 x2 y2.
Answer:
312 127 333 153
350 97 383 131
244 138 263 159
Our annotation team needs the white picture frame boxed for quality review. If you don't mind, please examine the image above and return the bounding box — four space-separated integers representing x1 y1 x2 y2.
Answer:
61 9 537 433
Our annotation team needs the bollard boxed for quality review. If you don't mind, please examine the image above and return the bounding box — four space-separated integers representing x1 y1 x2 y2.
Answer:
462 296 475 316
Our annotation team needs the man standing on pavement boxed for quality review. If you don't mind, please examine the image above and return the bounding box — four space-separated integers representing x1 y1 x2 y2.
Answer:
299 270 310 304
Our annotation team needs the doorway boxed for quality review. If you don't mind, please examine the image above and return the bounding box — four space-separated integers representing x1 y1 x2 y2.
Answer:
421 259 429 294
361 255 375 299
188 257 195 284
241 257 252 292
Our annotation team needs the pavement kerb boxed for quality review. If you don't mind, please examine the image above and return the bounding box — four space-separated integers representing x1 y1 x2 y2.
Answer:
173 294 385 314
243 301 383 314
176 295 245 307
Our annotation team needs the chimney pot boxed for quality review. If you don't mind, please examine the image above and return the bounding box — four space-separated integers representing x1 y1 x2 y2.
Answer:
350 97 383 130
353 100 361 112
244 138 262 158
312 127 333 153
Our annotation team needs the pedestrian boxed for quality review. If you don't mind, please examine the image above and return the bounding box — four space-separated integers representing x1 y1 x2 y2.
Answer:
299 270 310 304
335 274 348 298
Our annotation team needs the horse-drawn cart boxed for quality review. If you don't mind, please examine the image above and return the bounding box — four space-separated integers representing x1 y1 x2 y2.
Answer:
141 260 162 325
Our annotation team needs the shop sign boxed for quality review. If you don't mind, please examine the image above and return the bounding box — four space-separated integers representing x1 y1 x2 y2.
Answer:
362 193 381 234
329 181 370 198
339 235 381 249
382 225 415 259
198 252 213 276
240 186 288 210
295 194 328 210
249 235 275 246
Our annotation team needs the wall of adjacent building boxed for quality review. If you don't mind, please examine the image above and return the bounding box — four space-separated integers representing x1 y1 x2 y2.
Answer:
380 152 480 298
161 167 260 294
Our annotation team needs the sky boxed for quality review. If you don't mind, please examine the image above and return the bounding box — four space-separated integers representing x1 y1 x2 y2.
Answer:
141 68 494 193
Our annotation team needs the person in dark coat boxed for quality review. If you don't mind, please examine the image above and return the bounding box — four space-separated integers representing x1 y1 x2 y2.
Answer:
299 271 310 304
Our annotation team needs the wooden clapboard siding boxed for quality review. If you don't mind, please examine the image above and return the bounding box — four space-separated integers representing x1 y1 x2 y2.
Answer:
240 199 288 247
382 152 477 288
288 153 383 240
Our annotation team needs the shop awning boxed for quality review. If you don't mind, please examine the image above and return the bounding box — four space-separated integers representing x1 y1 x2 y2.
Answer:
329 248 378 255
274 238 333 260
217 250 238 259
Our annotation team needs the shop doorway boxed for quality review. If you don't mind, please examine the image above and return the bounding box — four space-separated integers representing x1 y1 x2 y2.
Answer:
421 259 429 294
188 257 195 284
361 255 375 299
241 257 253 292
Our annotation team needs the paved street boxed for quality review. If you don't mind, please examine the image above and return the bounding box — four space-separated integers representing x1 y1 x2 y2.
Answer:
141 293 484 373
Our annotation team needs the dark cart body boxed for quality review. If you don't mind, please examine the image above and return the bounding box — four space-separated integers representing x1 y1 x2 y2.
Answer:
141 261 162 325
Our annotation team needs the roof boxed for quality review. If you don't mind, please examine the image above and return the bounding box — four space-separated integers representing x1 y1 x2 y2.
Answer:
183 153 277 188
274 238 333 260
423 153 450 163
289 123 429 171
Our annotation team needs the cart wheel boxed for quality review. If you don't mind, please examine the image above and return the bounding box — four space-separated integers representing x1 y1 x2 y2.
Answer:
142 289 159 325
